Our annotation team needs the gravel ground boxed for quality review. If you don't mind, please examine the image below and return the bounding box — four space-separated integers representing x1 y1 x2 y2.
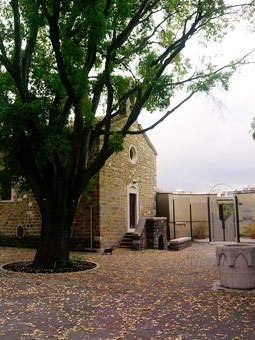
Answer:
0 243 254 340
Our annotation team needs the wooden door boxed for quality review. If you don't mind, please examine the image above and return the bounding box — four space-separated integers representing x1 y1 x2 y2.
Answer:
129 193 137 230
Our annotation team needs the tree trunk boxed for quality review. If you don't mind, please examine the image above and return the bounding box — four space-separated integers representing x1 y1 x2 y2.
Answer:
33 194 77 269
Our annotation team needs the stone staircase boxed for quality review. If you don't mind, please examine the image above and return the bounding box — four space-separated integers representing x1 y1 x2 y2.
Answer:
119 232 137 249
118 218 168 251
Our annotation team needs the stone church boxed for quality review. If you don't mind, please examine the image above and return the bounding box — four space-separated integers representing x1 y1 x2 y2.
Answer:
0 123 168 251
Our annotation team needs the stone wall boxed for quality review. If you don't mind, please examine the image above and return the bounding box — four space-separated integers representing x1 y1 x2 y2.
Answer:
132 217 168 250
71 176 101 250
0 192 41 239
0 126 157 250
99 124 157 249
145 218 168 250
0 185 101 250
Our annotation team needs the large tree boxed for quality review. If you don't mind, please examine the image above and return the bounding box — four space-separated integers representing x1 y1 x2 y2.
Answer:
0 0 252 269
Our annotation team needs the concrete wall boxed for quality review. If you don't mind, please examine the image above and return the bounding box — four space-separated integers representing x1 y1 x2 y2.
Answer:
157 193 216 239
157 192 255 240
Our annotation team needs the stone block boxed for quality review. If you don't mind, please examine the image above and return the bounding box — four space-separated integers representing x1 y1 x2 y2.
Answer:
168 237 192 251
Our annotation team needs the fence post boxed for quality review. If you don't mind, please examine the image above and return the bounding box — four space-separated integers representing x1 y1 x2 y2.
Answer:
207 196 212 242
189 203 193 240
173 199 176 239
235 195 240 243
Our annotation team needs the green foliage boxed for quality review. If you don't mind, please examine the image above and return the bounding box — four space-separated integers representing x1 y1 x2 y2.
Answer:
188 68 234 94
0 0 249 196
251 118 255 139
38 129 71 165
112 75 132 101
109 132 124 153
223 205 234 221
0 0 251 266
83 177 97 204
0 99 72 172
144 75 174 112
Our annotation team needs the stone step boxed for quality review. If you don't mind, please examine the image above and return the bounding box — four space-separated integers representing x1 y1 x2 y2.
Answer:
119 232 138 250
120 238 133 243
119 245 134 249
121 235 134 240
120 241 133 247
121 238 134 243
119 243 133 247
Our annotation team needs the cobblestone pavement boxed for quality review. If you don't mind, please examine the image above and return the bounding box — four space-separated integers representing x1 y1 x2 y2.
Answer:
0 243 254 339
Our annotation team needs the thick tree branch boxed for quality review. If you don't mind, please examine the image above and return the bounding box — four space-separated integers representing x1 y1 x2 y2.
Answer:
94 2 162 140
94 86 140 134
125 92 196 135
22 15 39 86
91 1 161 120
39 0 76 104
121 20 198 133
91 74 105 114
104 0 112 17
0 35 15 75
8 0 30 100
116 14 171 65
86 36 97 73
172 49 255 88
16 134 47 202
96 91 196 137
152 11 202 68
10 0 22 68
38 1 83 183
110 0 157 51
100 49 115 150
0 34 8 60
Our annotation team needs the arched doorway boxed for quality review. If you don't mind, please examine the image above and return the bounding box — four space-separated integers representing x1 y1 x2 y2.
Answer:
127 184 139 232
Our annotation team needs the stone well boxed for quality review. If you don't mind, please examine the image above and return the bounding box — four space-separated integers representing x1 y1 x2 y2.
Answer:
216 244 255 289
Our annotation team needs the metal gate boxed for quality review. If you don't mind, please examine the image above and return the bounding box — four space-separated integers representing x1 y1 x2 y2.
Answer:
210 197 237 242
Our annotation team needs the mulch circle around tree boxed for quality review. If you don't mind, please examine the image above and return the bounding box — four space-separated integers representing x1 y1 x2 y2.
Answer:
1 260 98 274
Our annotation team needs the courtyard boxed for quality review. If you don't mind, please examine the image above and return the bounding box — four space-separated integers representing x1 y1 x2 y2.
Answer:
0 243 254 340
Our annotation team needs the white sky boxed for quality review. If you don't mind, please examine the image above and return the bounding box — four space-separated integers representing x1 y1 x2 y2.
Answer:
139 19 255 193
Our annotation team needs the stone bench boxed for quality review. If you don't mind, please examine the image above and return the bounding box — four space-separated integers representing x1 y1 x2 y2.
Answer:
168 237 192 251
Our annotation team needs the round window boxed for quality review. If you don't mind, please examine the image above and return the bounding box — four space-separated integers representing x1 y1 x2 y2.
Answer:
129 146 137 164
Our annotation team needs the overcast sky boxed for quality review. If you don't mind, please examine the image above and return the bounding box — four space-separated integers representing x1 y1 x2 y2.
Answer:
139 18 255 193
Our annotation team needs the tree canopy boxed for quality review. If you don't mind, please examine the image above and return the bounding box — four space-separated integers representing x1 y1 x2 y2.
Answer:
0 1 251 183
0 0 253 268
